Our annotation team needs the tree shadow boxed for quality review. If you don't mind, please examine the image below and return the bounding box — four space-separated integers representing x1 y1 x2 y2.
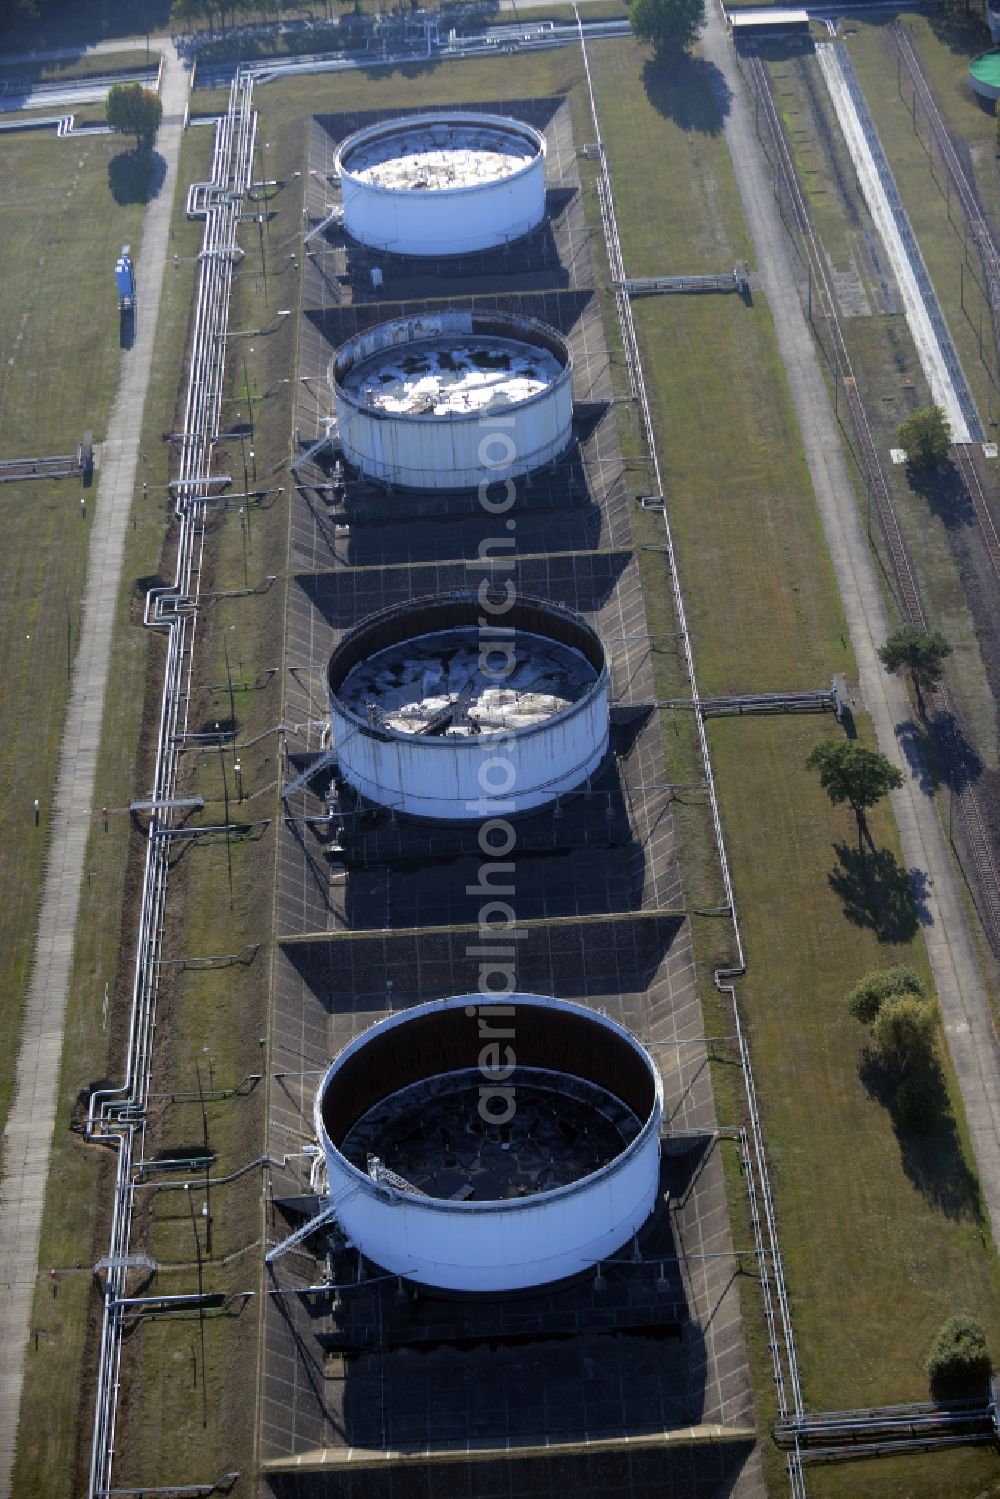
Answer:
895 717 939 795
907 455 973 530
828 841 930 942
929 707 984 793
108 150 167 206
895 702 983 799
641 54 732 135
858 1047 985 1220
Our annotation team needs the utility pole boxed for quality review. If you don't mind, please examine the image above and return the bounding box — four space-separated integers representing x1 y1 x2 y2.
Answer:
216 723 233 906
184 1184 208 1429
223 634 236 739
195 1057 211 1256
216 724 230 824
243 356 254 441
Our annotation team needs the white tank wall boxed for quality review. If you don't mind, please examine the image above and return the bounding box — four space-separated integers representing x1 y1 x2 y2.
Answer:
332 310 573 491
331 672 608 819
340 153 545 257
314 995 664 1293
337 113 546 257
336 380 573 490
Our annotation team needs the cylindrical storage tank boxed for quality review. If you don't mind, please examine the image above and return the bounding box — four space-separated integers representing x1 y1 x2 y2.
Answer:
330 308 573 491
327 591 610 820
335 112 546 257
970 50 1000 101
314 994 664 1292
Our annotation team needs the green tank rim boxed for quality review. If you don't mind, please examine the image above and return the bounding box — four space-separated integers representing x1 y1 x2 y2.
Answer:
970 49 1000 88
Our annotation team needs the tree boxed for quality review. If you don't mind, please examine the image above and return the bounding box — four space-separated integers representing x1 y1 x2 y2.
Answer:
878 625 952 713
847 965 925 1024
171 0 209 29
107 84 163 153
926 1316 991 1395
898 404 951 469
849 968 938 1127
871 993 937 1076
805 740 904 850
630 0 706 58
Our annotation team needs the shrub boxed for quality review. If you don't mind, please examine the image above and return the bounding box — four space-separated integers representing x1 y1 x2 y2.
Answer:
898 404 951 469
847 966 925 1025
926 1316 991 1395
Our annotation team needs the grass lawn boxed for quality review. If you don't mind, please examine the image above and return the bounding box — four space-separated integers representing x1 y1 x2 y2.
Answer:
0 133 144 447
0 129 149 1134
876 12 1000 232
8 119 206 1497
592 35 1000 1495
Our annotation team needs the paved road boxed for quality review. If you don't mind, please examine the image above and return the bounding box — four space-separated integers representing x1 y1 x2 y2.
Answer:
700 2 1000 1247
0 42 190 1498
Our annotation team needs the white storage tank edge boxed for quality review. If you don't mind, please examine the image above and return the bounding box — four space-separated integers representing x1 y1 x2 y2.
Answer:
330 309 574 492
336 111 546 257
327 592 610 820
331 1133 660 1292
330 692 608 819
314 994 665 1292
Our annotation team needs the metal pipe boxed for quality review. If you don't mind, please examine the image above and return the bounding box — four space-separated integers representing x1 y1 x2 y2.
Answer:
87 76 258 1499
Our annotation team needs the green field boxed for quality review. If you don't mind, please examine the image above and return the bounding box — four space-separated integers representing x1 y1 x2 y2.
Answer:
7 122 203 1495
591 34 1000 1494
0 129 150 1135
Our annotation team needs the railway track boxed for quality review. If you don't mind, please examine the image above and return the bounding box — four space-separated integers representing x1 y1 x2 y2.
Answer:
748 51 1000 952
953 441 1000 584
893 23 1000 316
747 54 925 625
893 23 1000 589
